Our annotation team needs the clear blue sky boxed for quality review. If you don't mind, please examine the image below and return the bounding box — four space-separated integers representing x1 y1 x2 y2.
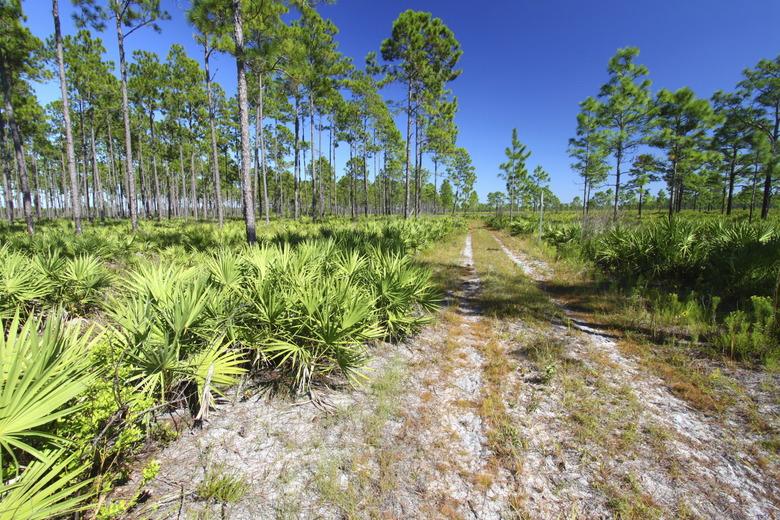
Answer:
25 0 780 202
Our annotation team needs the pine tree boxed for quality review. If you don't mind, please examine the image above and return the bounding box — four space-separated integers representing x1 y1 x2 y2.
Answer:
499 128 530 218
381 10 461 219
738 55 780 219
597 47 652 220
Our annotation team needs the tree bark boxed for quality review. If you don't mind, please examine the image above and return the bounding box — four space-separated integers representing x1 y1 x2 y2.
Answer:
0 58 33 234
138 138 150 218
726 149 737 215
203 43 223 226
613 144 622 220
403 83 411 219
0 114 13 223
190 149 198 220
760 106 778 219
232 0 256 243
148 111 161 220
293 95 300 219
53 0 81 233
78 99 93 222
362 121 369 218
115 13 138 230
89 111 105 220
30 153 40 219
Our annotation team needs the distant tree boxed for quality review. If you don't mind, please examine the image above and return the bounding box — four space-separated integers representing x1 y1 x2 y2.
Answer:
128 50 166 219
0 0 42 235
499 128 530 218
569 96 609 216
627 153 660 217
747 132 772 222
446 146 476 214
738 55 780 219
655 188 668 211
597 47 652 220
439 178 454 212
650 87 717 216
529 165 550 209
486 191 505 215
467 190 479 213
189 0 282 242
52 0 81 233
76 0 169 231
426 98 457 213
711 91 753 215
381 10 461 218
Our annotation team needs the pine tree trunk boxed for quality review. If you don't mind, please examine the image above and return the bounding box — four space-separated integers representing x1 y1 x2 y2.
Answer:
638 188 643 219
403 84 411 219
190 149 198 220
613 145 622 221
166 162 173 220
254 100 262 221
760 110 778 219
46 166 55 219
89 111 105 220
310 96 318 219
318 114 325 218
0 114 13 223
232 0 256 244
115 14 138 230
726 149 737 215
749 157 759 223
106 115 121 217
53 0 81 233
203 44 224 226
414 111 421 217
293 95 300 219
30 153 41 219
330 122 336 215
362 121 369 218
258 74 270 225
148 110 161 220
178 143 187 218
79 100 93 222
0 58 33 235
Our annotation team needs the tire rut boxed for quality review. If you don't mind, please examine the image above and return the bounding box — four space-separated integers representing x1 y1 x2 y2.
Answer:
492 231 780 519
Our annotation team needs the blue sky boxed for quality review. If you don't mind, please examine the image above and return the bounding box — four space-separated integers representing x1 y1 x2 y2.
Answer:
25 0 780 202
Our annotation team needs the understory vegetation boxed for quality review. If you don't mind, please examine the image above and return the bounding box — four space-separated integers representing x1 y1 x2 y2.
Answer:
0 216 463 519
488 212 780 365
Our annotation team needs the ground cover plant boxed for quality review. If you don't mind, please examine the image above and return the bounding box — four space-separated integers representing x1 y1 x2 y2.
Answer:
489 211 780 364
0 216 464 518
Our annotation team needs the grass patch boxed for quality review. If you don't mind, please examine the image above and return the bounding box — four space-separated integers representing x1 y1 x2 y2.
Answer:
599 472 664 519
195 465 249 504
470 227 559 323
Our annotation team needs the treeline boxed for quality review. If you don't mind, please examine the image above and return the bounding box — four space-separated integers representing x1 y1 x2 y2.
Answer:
569 47 779 220
0 1 478 243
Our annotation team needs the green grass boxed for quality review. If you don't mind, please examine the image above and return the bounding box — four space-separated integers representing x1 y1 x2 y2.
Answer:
195 465 249 504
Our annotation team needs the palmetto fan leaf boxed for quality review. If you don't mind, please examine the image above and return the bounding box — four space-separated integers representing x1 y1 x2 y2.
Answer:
0 450 93 520
61 254 114 311
205 249 245 292
189 339 246 418
0 312 97 470
0 252 53 317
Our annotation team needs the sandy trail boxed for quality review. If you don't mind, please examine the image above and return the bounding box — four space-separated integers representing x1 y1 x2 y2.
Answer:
492 232 780 519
